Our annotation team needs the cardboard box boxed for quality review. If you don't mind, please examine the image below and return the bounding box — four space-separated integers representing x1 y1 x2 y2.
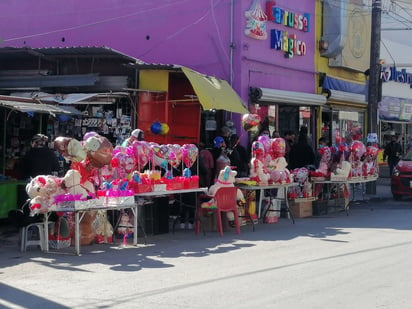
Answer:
288 200 313 218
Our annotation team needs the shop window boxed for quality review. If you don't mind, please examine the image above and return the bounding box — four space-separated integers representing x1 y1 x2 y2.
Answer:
331 110 365 144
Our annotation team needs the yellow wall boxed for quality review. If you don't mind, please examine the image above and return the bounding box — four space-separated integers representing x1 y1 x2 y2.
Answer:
315 0 368 89
139 70 169 91
314 0 370 139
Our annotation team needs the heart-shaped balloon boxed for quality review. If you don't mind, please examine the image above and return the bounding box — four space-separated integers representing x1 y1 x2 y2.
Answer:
168 144 182 168
182 144 198 168
270 138 286 159
257 135 270 153
131 141 149 169
151 144 170 168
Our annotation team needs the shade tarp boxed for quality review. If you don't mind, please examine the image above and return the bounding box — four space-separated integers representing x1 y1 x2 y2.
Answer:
181 66 248 114
0 97 81 115
10 91 128 104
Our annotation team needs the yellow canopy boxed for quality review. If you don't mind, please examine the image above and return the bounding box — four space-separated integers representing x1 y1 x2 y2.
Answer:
181 66 249 114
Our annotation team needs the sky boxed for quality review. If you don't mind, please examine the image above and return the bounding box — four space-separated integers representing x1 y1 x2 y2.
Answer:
380 0 412 65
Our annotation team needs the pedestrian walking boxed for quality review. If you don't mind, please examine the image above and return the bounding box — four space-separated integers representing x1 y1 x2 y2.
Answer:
383 135 402 177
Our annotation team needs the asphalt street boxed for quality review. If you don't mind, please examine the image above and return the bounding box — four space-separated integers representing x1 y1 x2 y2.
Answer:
1 174 412 309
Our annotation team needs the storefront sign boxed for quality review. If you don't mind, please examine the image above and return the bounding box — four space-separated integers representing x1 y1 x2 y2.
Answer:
381 66 412 85
379 96 412 122
265 1 310 32
245 0 310 58
270 30 306 58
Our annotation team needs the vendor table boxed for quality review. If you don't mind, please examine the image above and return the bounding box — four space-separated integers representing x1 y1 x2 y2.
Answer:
135 187 208 233
236 183 299 224
45 202 138 256
134 187 208 197
312 176 378 214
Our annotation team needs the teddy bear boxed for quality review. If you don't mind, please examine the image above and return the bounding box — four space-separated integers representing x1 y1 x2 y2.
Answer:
54 136 86 163
93 210 114 243
26 175 64 215
201 166 246 221
62 169 95 199
270 156 292 184
330 160 352 181
290 167 311 198
76 211 97 246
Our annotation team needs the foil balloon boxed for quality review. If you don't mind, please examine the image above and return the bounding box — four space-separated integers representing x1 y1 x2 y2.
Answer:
84 135 113 168
54 136 86 162
257 135 270 153
366 146 379 158
151 144 170 168
131 141 149 169
350 140 366 160
182 144 198 168
270 138 286 159
252 141 265 158
111 151 135 178
242 113 261 131
168 144 182 168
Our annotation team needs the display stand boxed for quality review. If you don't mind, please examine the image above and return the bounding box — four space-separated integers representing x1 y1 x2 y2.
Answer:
312 176 378 215
45 202 138 256
236 183 298 224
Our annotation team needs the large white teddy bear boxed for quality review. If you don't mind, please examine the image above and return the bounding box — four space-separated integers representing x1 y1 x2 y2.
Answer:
331 161 351 180
201 166 245 220
62 169 95 199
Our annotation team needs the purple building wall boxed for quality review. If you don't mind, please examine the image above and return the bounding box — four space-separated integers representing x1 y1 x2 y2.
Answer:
0 0 316 139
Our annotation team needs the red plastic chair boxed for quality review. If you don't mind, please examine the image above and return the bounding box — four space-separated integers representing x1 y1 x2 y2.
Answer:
195 187 240 236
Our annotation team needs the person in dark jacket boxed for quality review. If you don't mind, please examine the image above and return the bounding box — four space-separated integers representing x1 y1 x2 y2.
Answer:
383 135 403 177
288 126 315 170
228 134 249 177
20 134 60 179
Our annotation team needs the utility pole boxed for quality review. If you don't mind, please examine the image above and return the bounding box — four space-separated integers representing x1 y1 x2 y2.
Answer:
366 0 382 194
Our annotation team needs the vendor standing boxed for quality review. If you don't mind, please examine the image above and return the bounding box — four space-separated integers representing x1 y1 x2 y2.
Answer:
121 128 144 147
20 134 59 179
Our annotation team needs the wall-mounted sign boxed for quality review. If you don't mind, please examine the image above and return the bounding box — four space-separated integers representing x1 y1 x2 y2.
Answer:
381 66 412 85
245 0 268 40
245 0 310 58
265 0 310 32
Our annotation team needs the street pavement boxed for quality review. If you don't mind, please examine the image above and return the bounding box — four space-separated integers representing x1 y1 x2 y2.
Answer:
2 170 412 308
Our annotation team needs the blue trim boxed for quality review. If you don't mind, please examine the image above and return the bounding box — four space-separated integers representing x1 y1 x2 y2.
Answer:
322 76 366 95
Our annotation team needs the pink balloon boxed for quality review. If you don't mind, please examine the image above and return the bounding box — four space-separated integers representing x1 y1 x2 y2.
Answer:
182 144 198 168
167 144 182 168
131 141 149 169
257 135 270 153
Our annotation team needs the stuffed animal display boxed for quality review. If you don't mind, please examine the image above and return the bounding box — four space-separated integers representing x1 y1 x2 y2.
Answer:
201 166 246 221
93 210 114 244
26 175 64 215
62 169 93 199
249 141 271 184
